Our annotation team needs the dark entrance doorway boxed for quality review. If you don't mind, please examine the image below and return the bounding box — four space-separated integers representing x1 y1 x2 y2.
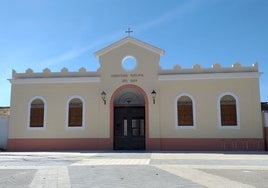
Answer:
113 87 146 150
114 107 145 150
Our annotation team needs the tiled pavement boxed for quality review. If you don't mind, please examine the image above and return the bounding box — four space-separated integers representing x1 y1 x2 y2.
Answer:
0 152 268 187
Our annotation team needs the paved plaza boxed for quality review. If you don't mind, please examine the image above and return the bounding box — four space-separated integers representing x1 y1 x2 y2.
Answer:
0 151 268 187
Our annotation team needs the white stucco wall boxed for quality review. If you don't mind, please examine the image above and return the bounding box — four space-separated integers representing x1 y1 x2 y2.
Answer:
0 116 9 149
264 112 268 127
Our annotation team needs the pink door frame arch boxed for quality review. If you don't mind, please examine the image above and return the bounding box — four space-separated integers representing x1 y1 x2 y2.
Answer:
109 84 149 150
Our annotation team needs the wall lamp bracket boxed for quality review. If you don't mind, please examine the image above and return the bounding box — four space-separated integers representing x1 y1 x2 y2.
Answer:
151 90 156 104
101 91 107 105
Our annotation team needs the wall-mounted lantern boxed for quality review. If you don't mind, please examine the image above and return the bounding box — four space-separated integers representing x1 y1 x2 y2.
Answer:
101 91 107 105
151 90 156 104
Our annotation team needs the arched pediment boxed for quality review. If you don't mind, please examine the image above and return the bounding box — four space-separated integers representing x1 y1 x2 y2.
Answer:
94 36 165 57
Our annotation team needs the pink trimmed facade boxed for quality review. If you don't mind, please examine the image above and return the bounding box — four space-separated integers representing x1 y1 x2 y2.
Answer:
8 138 264 151
7 36 265 151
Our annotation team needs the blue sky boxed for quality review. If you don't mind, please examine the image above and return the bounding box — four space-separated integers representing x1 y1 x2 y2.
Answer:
0 0 267 106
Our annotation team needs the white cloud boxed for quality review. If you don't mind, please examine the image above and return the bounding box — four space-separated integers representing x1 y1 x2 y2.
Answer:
34 33 122 68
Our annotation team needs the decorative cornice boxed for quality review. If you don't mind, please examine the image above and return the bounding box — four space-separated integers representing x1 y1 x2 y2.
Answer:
11 63 261 84
12 67 99 79
10 67 100 84
10 77 100 84
159 72 262 81
159 62 259 75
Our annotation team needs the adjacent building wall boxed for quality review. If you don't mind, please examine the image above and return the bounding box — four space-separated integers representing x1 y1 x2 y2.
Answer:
263 112 268 150
0 116 9 150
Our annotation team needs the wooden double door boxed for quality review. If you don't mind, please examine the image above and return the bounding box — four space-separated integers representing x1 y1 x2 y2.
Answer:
114 107 145 150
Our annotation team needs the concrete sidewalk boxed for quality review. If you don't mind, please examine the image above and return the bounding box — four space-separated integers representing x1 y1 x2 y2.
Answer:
0 152 268 187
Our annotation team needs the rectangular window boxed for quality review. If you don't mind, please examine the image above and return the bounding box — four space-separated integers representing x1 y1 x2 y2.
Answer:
123 119 127 136
131 119 145 136
140 119 145 136
68 107 82 127
30 108 44 127
178 104 193 126
221 104 237 125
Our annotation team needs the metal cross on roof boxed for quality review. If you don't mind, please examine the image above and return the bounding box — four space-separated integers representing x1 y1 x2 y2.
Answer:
125 28 133 36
